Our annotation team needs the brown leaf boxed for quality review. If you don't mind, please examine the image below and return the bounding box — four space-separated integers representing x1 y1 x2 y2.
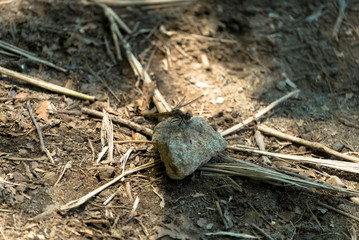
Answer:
36 101 51 122
15 92 28 100
140 82 156 112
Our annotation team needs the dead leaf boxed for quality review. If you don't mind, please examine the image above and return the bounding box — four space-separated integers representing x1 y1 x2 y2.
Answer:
140 82 156 112
15 92 28 100
36 101 52 122
153 224 191 240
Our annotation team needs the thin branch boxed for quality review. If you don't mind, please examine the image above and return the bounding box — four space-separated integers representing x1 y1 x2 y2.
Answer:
82 108 153 137
58 160 159 212
220 89 300 137
98 0 193 5
257 124 359 163
317 201 359 222
0 40 67 72
227 145 359 174
27 101 46 153
0 66 95 101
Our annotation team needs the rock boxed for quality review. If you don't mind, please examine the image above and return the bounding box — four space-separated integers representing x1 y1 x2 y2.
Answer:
276 81 287 91
43 172 57 185
152 117 227 180
97 166 115 180
326 175 346 188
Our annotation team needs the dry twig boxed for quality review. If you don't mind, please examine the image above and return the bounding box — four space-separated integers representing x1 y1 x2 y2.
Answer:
27 101 46 153
59 160 159 212
228 145 359 174
220 89 300 137
0 40 67 72
82 108 153 137
317 201 359 222
54 161 72 186
332 0 346 41
200 154 359 196
257 124 359 163
98 0 193 5
0 66 95 101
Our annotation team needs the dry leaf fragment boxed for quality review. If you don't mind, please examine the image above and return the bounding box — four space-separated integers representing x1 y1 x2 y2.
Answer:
36 101 52 122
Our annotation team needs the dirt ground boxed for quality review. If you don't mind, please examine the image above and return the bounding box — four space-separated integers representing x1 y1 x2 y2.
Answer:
1 0 359 239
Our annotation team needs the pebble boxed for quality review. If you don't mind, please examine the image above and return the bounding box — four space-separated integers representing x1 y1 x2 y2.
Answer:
276 81 287 91
43 172 57 185
97 166 115 180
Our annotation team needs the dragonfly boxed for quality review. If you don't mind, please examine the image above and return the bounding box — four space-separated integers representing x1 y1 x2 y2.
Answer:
141 95 203 125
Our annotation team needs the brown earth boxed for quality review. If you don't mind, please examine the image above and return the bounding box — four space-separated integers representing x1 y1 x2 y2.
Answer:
0 0 359 239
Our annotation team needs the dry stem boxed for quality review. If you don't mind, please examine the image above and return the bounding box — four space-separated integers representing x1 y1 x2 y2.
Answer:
220 89 300 137
59 160 159 212
228 145 359 174
27 101 46 153
82 108 153 137
257 124 359 163
0 66 95 101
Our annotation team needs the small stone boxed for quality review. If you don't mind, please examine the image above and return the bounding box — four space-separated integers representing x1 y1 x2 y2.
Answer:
332 141 344 152
315 96 325 107
326 175 345 188
152 117 227 180
13 172 27 184
276 81 287 91
97 166 115 180
43 172 57 185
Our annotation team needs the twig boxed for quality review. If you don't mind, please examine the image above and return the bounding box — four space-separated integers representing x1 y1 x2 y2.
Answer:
332 0 346 41
251 224 275 240
220 89 300 137
99 1 171 114
114 140 152 144
82 108 153 137
201 154 359 195
54 161 72 186
88 139 95 162
0 177 22 186
27 101 46 153
98 0 193 5
59 160 159 212
103 185 123 205
0 66 95 101
126 181 133 201
123 43 171 113
101 110 114 163
215 201 229 229
227 145 359 174
317 201 359 222
2 156 47 162
254 130 271 165
44 148 55 164
0 40 67 72
119 146 134 173
0 227 7 240
257 124 359 163
204 231 257 239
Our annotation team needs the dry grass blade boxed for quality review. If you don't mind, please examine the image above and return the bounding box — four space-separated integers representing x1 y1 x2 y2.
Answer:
220 89 300 137
98 0 193 6
199 154 359 196
0 66 95 101
58 160 160 212
257 124 359 163
228 145 359 174
0 40 67 72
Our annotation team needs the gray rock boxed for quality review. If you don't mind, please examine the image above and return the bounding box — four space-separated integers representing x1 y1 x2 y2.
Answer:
97 166 115 180
152 117 227 180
